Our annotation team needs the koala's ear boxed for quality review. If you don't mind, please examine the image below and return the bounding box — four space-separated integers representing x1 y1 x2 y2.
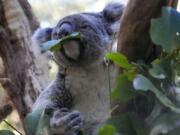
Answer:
103 3 125 22
32 27 53 56
32 27 53 45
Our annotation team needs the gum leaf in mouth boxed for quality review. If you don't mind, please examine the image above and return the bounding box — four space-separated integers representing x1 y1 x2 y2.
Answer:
41 32 81 53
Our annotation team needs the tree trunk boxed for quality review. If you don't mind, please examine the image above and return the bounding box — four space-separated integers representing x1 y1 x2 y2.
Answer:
112 0 171 115
0 0 49 125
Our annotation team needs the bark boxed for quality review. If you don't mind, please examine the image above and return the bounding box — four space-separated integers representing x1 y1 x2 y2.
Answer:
0 0 49 123
112 0 171 115
18 0 39 31
168 0 179 8
0 104 12 122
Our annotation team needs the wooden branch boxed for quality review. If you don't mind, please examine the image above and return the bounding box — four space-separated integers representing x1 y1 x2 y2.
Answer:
18 0 39 32
112 0 170 116
117 0 168 63
0 0 50 122
168 0 179 8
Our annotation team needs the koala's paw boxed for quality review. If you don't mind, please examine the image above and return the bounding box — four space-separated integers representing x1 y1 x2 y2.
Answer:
50 108 83 134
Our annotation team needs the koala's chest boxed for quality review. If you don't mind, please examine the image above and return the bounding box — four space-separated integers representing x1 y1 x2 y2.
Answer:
65 64 117 124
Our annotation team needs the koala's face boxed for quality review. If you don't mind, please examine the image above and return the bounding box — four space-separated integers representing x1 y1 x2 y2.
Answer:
51 3 124 67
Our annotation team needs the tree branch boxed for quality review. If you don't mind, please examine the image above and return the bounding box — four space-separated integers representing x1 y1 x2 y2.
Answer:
0 0 49 121
168 0 179 8
18 0 39 32
112 0 169 116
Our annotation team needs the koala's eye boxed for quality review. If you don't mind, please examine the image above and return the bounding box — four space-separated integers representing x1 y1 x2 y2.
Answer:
81 25 92 30
52 32 59 39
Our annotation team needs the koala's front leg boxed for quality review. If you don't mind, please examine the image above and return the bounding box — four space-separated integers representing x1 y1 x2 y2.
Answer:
50 108 83 135
33 76 83 135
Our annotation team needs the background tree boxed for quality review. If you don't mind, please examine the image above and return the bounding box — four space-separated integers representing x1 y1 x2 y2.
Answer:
0 0 50 133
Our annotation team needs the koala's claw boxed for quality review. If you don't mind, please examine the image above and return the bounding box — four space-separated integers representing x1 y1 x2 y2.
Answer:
67 116 83 129
53 108 69 119
50 109 83 134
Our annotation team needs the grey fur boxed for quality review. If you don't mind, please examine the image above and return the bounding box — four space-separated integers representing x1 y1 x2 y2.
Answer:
32 3 124 135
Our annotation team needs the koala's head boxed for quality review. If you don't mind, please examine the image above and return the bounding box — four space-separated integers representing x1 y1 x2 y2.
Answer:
35 3 125 67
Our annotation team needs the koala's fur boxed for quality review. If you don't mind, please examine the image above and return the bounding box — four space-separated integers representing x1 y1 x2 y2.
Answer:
32 3 125 135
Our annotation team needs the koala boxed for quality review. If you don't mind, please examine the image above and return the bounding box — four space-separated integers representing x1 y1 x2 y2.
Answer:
32 3 125 135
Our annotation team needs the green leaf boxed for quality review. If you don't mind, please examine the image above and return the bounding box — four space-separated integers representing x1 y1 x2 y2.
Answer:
0 130 15 135
165 127 180 135
148 112 180 135
158 57 173 82
36 108 51 135
133 75 155 91
123 68 138 81
106 53 133 69
24 109 42 135
41 40 61 53
98 125 116 135
24 106 51 135
150 7 180 52
133 75 180 113
111 74 138 102
104 116 134 135
106 114 148 135
41 32 81 53
149 64 166 79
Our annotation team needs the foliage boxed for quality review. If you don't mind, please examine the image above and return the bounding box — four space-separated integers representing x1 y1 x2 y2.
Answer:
0 130 14 135
41 32 81 53
24 106 52 135
150 7 180 52
97 6 180 135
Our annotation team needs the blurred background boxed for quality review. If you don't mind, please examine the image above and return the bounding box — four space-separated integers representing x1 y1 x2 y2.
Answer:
28 0 128 27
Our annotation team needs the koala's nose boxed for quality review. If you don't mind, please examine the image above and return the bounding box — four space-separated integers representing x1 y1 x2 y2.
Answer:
57 23 73 37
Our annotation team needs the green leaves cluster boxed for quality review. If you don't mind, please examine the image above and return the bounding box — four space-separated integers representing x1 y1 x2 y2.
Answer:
96 6 180 135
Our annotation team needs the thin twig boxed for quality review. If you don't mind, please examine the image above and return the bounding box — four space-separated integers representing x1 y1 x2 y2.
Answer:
110 104 119 115
3 120 23 135
106 33 117 105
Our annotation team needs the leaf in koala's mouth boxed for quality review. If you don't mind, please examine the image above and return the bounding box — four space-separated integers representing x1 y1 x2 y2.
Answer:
41 32 81 53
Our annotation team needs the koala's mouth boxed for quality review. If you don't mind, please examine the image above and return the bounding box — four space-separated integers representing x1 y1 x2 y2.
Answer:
61 40 83 61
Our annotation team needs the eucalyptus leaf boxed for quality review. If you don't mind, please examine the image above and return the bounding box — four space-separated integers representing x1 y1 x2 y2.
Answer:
150 7 180 52
149 64 166 79
111 74 138 102
149 112 180 135
133 75 180 113
41 32 81 53
41 40 61 53
24 106 51 135
106 52 133 69
105 116 133 135
133 75 155 91
105 114 148 135
36 108 51 135
0 130 15 135
97 125 116 135
24 109 43 135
